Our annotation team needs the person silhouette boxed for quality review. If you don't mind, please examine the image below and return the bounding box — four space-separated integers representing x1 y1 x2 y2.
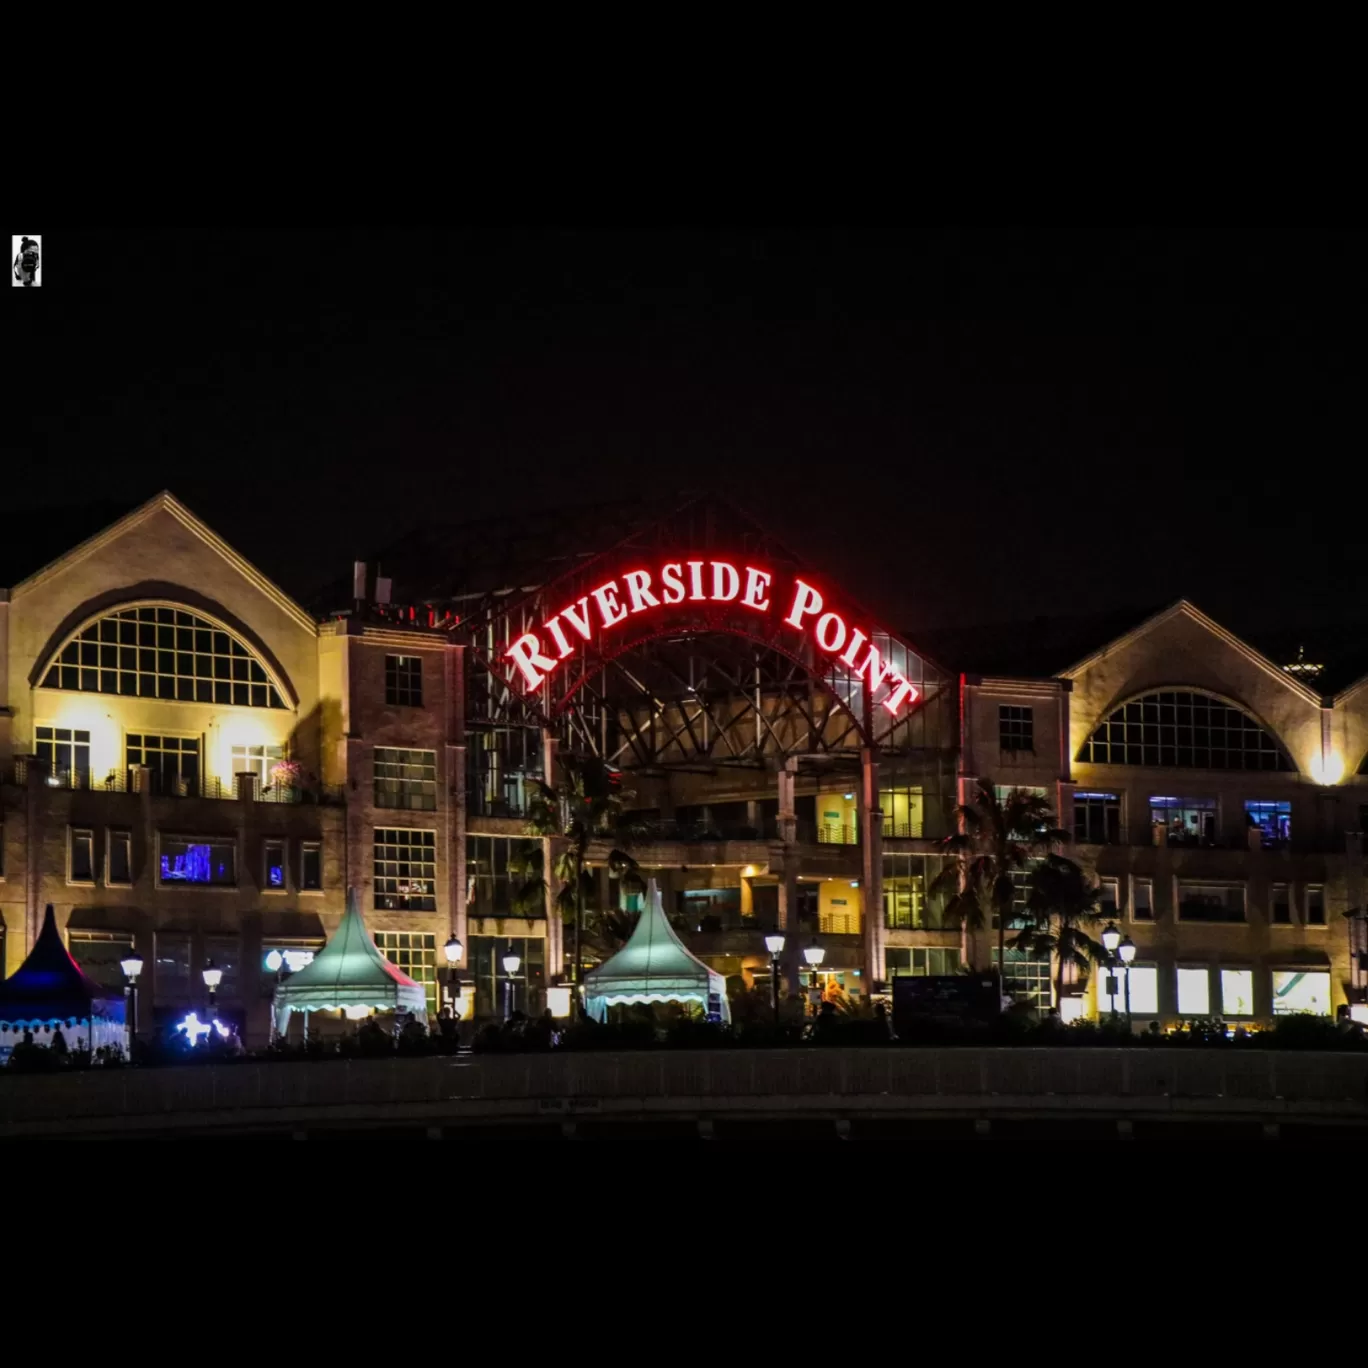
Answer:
13 238 39 286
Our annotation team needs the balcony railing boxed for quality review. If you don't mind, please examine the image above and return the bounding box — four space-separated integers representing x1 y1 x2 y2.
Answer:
633 818 777 843
8 762 342 805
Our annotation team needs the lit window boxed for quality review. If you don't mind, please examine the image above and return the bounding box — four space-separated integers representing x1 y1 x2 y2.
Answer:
1132 877 1153 921
374 747 438 811
373 828 436 910
127 734 201 796
1124 965 1159 1015
373 931 438 1014
1151 795 1217 846
69 828 94 884
385 655 423 707
1245 799 1291 847
108 830 132 885
1177 967 1210 1015
159 836 236 886
300 841 322 891
993 948 1052 1012
1272 969 1331 1016
231 743 285 791
999 705 1034 754
470 935 547 1018
1305 885 1325 926
1221 969 1254 1016
1080 690 1294 770
886 947 963 979
1074 792 1120 844
1177 883 1245 923
36 726 91 786
39 605 286 708
264 839 286 890
466 834 544 917
1271 883 1291 925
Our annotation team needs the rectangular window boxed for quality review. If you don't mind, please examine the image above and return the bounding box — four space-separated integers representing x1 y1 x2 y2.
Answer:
998 705 1034 754
1125 965 1159 1015
155 932 192 998
1305 885 1325 926
68 931 135 992
1099 878 1120 920
883 855 942 929
108 829 132 885
1177 882 1245 923
203 936 241 999
886 946 962 978
385 654 423 707
1221 968 1255 1017
467 834 544 918
373 747 438 811
300 841 322 891
1272 969 1332 1016
1074 792 1120 844
993 948 1052 1012
879 786 925 839
264 839 286 890
127 734 201 796
69 828 94 884
469 935 547 1019
374 828 437 910
231 743 285 790
1132 877 1153 921
37 725 91 786
373 931 438 1014
1151 796 1217 847
1177 966 1211 1015
1271 882 1291 925
1244 799 1291 847
158 836 236 886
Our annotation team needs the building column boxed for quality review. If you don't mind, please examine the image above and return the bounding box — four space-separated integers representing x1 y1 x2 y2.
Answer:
542 729 564 983
25 757 43 951
860 747 884 992
777 759 797 844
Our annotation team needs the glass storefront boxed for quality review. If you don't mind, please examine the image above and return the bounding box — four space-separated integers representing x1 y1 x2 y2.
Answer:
470 935 546 1019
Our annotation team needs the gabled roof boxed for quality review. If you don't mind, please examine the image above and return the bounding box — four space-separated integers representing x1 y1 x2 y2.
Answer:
1058 599 1326 708
0 906 123 1025
272 889 428 1023
9 491 318 635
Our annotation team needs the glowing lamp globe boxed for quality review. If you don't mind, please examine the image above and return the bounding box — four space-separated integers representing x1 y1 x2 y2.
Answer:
120 949 144 982
1118 936 1137 964
264 949 284 973
1101 923 1121 955
764 933 786 957
803 943 826 968
202 962 223 989
502 951 521 976
443 934 464 965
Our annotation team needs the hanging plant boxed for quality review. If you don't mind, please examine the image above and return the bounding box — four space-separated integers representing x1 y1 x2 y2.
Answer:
271 759 302 785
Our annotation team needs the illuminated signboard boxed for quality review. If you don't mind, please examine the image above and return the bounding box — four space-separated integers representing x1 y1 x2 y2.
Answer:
505 559 920 716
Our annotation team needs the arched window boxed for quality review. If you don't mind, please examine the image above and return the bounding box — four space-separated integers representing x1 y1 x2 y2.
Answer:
39 603 287 709
1079 689 1294 771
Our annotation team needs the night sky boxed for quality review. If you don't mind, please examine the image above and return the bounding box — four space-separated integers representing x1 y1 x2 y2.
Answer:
5 228 1363 662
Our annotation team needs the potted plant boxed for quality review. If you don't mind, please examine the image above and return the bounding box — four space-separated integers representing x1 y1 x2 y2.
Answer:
270 758 302 801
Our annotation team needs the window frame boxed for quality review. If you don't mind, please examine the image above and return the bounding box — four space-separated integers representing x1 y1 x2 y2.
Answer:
373 827 438 911
68 826 96 886
1074 791 1121 845
263 838 288 893
299 840 323 893
998 704 1035 755
155 833 239 890
1304 884 1326 928
1176 880 1246 924
1176 965 1212 1016
1271 881 1292 925
373 746 439 812
384 654 424 708
1131 876 1153 921
107 828 133 886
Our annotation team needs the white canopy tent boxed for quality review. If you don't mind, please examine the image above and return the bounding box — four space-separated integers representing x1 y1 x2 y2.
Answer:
582 878 731 1023
272 888 428 1037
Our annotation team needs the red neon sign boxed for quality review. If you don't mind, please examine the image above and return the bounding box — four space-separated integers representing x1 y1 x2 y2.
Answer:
505 559 919 716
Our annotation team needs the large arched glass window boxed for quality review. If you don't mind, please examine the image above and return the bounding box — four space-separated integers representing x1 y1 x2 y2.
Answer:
1079 689 1294 771
39 603 287 709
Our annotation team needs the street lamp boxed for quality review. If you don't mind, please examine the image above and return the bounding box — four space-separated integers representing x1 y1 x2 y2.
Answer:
1117 934 1136 1028
764 932 785 1024
803 941 826 1016
202 959 222 1018
502 945 521 1021
120 946 143 1054
1100 922 1121 1022
444 933 463 1012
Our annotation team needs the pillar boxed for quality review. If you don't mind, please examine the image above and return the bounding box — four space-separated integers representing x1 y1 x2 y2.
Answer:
777 759 797 844
446 642 468 975
860 747 885 992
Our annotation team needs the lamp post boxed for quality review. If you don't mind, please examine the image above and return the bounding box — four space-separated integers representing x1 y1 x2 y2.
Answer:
202 959 222 1020
1100 922 1121 1022
444 933 463 1014
803 941 826 1017
764 932 785 1024
502 945 521 1021
1118 934 1136 1028
120 946 143 1056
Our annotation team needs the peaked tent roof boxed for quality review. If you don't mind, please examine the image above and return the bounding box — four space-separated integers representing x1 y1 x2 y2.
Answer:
272 889 429 1030
0 906 125 1025
582 879 730 1022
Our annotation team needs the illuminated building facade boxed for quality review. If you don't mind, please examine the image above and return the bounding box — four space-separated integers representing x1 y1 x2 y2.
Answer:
2 493 1365 1045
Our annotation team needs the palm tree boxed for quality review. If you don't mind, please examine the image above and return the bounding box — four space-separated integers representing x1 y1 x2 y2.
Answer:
930 779 1069 991
518 753 643 1016
1016 853 1110 1014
